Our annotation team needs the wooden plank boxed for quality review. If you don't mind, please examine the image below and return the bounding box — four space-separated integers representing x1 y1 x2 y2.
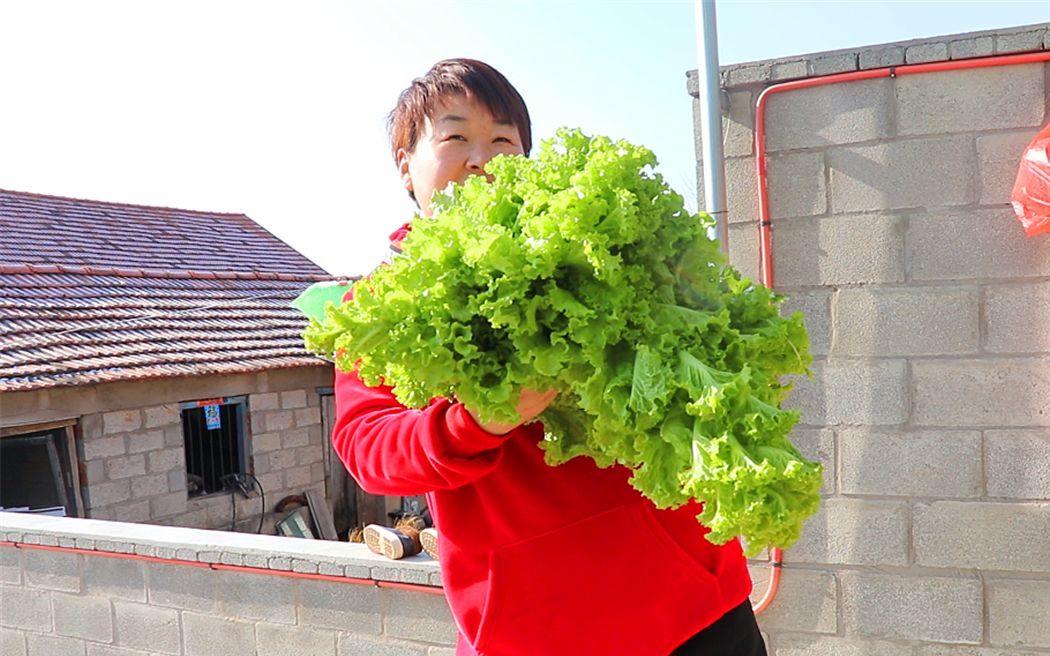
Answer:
2 418 77 439
63 426 86 518
305 487 338 541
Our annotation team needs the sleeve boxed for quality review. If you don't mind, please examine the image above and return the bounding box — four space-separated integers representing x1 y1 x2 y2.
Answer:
331 366 514 496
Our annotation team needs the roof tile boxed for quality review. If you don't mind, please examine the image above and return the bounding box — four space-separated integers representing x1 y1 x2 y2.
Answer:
0 189 356 391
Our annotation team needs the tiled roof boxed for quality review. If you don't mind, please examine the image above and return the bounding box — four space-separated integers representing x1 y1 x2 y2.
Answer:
0 189 350 392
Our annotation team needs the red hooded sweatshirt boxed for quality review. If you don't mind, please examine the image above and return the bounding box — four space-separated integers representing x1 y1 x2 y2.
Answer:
331 223 753 656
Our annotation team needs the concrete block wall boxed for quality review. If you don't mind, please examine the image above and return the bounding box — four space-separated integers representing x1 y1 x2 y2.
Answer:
0 512 454 656
692 24 1050 654
72 376 328 533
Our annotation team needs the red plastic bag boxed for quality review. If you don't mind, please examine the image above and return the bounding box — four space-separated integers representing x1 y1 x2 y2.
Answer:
1011 123 1050 237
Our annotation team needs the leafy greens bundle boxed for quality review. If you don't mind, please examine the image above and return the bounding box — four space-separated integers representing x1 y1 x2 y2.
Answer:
303 128 822 556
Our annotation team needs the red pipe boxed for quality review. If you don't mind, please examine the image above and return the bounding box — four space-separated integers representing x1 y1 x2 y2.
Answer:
749 48 1050 616
0 540 445 596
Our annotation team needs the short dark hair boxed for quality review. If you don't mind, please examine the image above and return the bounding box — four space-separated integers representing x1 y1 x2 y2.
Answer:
388 58 533 173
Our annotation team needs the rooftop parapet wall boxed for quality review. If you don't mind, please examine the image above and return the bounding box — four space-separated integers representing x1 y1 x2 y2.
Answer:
0 512 455 656
687 22 1050 655
687 22 1050 93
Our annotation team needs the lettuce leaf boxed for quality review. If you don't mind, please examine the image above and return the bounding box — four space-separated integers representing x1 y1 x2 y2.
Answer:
302 128 822 556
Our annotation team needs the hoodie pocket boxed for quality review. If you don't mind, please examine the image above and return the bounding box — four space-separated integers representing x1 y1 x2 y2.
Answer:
472 501 723 656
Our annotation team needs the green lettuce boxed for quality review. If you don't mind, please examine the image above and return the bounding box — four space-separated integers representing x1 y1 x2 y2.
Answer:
303 128 821 556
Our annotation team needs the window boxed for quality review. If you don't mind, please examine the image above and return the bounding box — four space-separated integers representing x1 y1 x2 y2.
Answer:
0 423 81 517
181 397 249 498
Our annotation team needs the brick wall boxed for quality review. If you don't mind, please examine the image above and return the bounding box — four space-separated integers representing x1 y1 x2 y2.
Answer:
0 513 454 656
691 23 1050 654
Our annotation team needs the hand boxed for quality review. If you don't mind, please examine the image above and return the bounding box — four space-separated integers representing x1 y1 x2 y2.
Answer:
467 388 557 436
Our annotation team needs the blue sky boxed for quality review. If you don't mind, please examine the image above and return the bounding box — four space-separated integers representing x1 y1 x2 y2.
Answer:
1 1 1046 276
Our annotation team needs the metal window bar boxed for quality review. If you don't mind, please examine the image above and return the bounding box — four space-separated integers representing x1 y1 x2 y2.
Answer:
181 397 248 498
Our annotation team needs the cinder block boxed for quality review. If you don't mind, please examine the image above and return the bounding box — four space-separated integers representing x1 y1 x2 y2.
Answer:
781 291 831 357
216 570 295 623
83 553 146 601
787 359 908 426
906 42 949 64
0 629 25 656
0 546 20 585
977 130 1041 205
251 392 281 411
147 448 185 474
113 601 181 655
726 223 761 284
896 65 1045 135
752 569 836 633
103 410 142 435
284 465 315 490
127 429 165 454
774 635 907 656
765 79 893 152
257 623 338 656
54 592 113 642
771 60 808 81
266 410 295 433
181 613 254 656
310 463 325 483
105 454 146 480
251 431 282 453
163 426 183 448
787 498 910 566
24 548 80 592
113 500 152 523
987 578 1050 648
294 408 321 427
728 63 772 87
912 359 1050 427
281 389 308 409
767 150 827 219
295 446 324 466
908 209 1050 281
83 435 127 460
143 404 180 429
828 137 975 212
80 413 103 439
914 501 1050 572
380 588 457 646
0 584 52 631
840 428 982 498
839 571 982 643
130 473 169 499
146 562 217 611
149 492 188 519
810 52 858 76
337 636 426 656
724 156 758 226
831 287 979 356
298 579 382 634
996 29 1045 54
26 634 86 655
772 214 906 287
986 429 1050 500
268 449 297 471
948 36 994 59
789 428 831 493
985 280 1050 353
85 480 133 511
283 428 311 449
859 46 904 70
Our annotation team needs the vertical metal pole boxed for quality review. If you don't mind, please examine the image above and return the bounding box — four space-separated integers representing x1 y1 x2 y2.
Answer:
695 0 729 252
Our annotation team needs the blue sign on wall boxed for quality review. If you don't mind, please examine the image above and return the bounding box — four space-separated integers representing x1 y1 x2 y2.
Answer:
204 404 221 430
